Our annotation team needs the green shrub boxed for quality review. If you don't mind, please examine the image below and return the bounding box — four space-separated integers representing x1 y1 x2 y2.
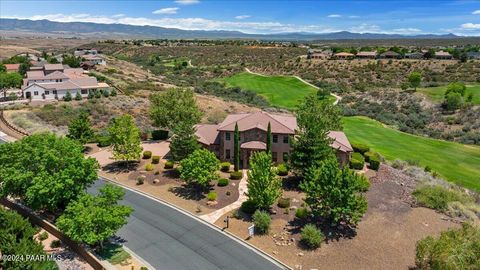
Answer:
350 152 365 170
63 91 72 101
230 171 243 180
102 89 110 97
136 176 145 185
277 197 291 208
220 162 231 172
352 143 369 154
415 223 480 270
207 191 217 201
357 175 371 192
364 151 378 162
164 160 174 169
152 156 160 164
145 163 154 171
217 178 229 187
424 166 431 172
240 200 257 214
143 151 152 159
252 210 271 234
413 185 473 211
154 170 160 175
110 88 117 97
75 92 82 101
38 231 48 241
94 91 102 99
276 163 288 176
50 240 61 248
295 207 309 219
300 224 324 249
151 129 169 140
368 155 380 171
406 159 420 166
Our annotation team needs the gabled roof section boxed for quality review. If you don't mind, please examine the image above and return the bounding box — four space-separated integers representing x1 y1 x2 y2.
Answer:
195 124 220 145
217 111 297 134
44 64 64 70
328 131 353 153
44 71 69 80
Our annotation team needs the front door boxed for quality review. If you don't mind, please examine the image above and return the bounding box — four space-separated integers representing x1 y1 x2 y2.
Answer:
25 92 31 99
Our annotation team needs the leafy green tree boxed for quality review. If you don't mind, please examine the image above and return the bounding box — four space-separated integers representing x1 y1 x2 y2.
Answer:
170 121 199 161
179 148 219 187
234 122 240 171
266 122 272 153
444 92 463 111
56 184 133 249
316 88 331 100
300 157 368 226
149 88 202 131
290 94 342 177
407 71 422 91
0 133 98 211
62 54 81 68
247 151 282 209
63 91 72 101
107 114 142 164
445 82 466 97
0 64 5 72
67 112 95 144
0 72 22 99
110 88 117 96
0 208 58 269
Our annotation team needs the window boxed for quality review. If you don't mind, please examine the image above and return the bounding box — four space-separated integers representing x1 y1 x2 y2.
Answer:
273 134 278 143
81 89 87 94
226 149 231 159
53 90 57 94
283 135 289 144
225 132 231 141
272 152 278 162
45 91 49 95
34 91 38 96
283 152 289 162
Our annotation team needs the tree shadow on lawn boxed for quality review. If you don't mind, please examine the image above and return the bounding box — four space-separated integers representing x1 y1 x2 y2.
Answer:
169 183 213 201
103 161 141 174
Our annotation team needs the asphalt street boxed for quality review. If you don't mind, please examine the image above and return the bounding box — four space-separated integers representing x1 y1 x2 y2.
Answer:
88 179 287 270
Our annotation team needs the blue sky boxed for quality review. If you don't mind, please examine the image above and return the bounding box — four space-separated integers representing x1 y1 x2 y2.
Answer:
1 0 480 35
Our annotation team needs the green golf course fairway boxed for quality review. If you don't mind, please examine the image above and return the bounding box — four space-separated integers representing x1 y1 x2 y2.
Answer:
418 84 480 104
343 116 480 191
222 72 324 109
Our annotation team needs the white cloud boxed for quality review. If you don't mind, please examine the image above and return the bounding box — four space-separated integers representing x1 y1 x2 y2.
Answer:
153 8 179 15
175 0 199 5
112 14 125 18
235 15 250 20
461 23 480 29
327 14 342 18
472 10 480 15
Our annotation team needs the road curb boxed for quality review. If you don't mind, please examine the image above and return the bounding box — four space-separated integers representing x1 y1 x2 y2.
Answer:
99 175 292 270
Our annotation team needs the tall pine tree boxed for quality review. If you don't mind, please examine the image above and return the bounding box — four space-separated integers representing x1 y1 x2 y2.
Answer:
234 122 240 172
266 122 272 153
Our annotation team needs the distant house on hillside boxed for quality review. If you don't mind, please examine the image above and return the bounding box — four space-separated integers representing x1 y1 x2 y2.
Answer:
379 51 401 59
405 52 424 59
4 64 20 73
466 52 480 60
310 52 330 60
74 49 98 57
334 52 355 59
356 51 377 59
82 54 106 65
22 64 110 101
435 51 453 60
195 111 353 168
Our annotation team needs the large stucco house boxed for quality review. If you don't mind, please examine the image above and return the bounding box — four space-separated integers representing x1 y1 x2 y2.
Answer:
22 64 109 101
195 111 353 168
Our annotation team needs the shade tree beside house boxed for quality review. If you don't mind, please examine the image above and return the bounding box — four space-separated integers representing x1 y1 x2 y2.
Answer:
107 114 142 166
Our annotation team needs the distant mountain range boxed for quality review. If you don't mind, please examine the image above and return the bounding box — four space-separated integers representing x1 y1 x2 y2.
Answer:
0 18 466 40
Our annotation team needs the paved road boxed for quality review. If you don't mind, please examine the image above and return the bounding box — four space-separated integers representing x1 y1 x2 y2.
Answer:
88 179 287 270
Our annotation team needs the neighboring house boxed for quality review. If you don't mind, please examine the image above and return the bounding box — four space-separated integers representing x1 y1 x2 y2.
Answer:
405 52 424 59
4 64 20 73
22 64 109 101
435 51 453 60
466 52 480 60
356 51 377 59
334 52 355 59
74 49 98 57
310 52 330 60
379 51 401 59
82 54 106 65
195 111 353 168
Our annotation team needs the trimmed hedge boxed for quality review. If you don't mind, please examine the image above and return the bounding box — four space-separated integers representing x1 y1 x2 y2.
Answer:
368 155 380 171
276 163 288 176
152 155 160 164
143 151 152 159
97 135 111 147
152 130 169 140
230 171 243 180
136 176 145 185
277 197 291 208
350 152 365 170
240 200 257 214
220 162 231 172
352 143 370 154
207 191 217 201
217 178 229 187
164 161 174 169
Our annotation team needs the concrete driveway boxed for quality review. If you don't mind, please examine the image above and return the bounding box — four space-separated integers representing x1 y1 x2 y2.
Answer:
89 179 288 270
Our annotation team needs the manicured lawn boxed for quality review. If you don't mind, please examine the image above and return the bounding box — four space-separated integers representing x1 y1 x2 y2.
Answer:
418 84 480 104
96 243 131 265
343 116 480 191
221 72 323 109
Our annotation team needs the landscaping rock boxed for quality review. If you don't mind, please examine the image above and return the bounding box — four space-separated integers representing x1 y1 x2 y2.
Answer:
206 200 218 206
297 252 304 257
153 178 160 184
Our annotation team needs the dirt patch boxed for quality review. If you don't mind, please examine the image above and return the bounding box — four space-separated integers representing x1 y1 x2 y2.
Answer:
214 166 458 270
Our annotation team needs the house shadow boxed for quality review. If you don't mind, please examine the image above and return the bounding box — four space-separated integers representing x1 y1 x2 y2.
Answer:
102 161 140 174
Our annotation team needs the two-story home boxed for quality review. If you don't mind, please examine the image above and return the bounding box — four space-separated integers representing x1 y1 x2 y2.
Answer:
195 111 353 168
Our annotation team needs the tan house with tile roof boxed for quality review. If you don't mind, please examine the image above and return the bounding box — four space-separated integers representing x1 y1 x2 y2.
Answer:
195 111 353 168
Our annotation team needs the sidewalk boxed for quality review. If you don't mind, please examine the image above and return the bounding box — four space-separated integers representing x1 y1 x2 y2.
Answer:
200 169 248 223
